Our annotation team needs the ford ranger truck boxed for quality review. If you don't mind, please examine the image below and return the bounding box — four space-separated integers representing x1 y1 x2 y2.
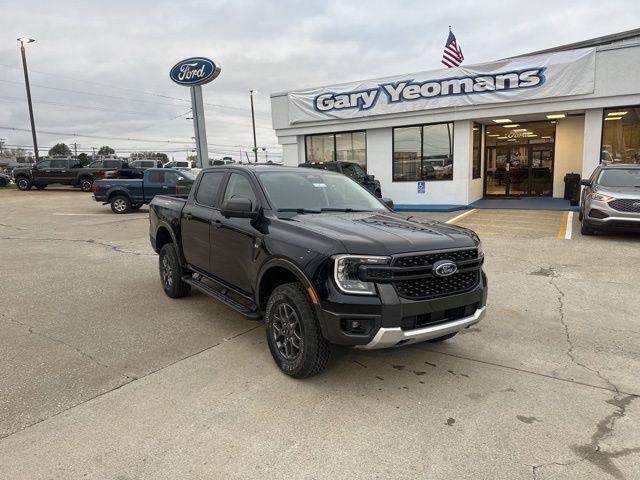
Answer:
149 165 487 378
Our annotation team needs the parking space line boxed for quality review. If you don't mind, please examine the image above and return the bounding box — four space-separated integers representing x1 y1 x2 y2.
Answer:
557 212 574 239
446 209 478 225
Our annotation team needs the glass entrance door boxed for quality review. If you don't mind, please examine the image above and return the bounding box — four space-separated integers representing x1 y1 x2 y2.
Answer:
484 144 554 196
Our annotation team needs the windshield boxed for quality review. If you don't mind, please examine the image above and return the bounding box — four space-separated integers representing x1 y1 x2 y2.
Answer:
597 169 640 187
257 170 388 213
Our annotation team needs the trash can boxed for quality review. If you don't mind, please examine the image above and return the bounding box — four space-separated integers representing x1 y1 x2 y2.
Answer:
564 173 581 206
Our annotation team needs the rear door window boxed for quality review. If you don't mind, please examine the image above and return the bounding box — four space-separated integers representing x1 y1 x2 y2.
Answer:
50 159 68 168
195 171 225 207
147 170 166 183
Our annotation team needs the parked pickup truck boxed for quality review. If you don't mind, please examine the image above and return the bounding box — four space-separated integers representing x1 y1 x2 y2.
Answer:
93 168 196 213
149 165 487 378
13 157 116 192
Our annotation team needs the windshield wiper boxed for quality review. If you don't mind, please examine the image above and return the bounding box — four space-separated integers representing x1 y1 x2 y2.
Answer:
277 208 322 214
320 208 371 213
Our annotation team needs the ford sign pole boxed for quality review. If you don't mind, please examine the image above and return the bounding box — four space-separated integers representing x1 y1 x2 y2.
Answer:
190 85 208 168
169 57 221 168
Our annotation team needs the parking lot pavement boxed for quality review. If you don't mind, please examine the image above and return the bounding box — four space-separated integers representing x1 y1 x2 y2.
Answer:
1 189 639 479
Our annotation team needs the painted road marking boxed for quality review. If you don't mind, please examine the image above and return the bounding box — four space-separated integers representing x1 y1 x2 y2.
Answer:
557 211 574 239
446 209 478 225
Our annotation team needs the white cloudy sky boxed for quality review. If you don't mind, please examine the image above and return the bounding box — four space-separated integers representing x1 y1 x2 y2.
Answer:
0 0 638 161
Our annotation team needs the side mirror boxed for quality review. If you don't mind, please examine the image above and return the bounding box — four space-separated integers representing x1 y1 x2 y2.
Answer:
221 197 257 219
579 179 591 186
382 197 394 210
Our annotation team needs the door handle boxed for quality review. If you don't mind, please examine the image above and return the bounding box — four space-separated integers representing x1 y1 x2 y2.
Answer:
184 212 193 220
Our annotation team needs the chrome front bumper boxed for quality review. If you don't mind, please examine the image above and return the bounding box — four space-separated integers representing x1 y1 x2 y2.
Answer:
357 306 486 350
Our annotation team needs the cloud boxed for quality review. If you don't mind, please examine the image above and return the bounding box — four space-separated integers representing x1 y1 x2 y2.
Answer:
0 0 637 160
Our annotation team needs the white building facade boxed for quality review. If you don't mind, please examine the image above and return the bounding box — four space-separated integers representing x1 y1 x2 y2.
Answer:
270 30 640 210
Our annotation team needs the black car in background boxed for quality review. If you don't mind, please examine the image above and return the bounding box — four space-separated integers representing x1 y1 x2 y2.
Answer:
12 157 119 192
299 161 382 197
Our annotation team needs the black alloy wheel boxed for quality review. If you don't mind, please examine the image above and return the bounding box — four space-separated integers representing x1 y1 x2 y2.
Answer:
271 302 303 361
158 243 191 298
80 179 93 192
17 177 32 191
265 282 330 378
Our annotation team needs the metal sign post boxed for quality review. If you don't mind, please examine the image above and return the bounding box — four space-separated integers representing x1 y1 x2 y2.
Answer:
169 57 221 168
190 85 209 168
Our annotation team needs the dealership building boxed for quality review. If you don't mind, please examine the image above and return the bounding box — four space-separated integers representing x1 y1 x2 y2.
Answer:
270 29 640 210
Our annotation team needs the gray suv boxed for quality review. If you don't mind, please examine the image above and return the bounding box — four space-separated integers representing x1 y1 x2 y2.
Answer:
579 164 640 235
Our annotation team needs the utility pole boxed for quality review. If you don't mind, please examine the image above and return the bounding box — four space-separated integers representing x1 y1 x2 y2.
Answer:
17 37 39 161
250 90 258 163
72 142 78 157
92 147 96 161
0 138 5 154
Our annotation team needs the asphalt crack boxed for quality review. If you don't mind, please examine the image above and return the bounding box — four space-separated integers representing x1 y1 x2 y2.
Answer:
2 312 109 369
0 235 154 256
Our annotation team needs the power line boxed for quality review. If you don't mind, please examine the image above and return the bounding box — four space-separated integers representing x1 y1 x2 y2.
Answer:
0 64 271 117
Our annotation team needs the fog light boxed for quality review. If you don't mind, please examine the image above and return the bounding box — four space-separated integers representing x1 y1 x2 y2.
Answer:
340 318 373 335
350 320 361 330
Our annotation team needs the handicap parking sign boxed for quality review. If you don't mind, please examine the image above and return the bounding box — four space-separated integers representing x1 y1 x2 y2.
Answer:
417 181 426 194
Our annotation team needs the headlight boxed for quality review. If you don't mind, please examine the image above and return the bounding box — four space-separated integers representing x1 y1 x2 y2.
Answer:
333 254 390 295
591 192 614 202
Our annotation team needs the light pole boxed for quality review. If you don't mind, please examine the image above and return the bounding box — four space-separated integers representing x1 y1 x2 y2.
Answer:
17 37 39 161
250 89 258 163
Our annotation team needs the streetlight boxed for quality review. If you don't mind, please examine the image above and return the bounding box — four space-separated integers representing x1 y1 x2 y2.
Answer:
17 37 39 161
250 89 258 163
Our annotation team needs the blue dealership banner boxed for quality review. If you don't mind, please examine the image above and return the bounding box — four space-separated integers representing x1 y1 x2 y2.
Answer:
287 48 595 123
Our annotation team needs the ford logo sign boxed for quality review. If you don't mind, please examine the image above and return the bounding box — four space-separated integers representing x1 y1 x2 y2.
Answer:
433 260 458 277
169 57 221 86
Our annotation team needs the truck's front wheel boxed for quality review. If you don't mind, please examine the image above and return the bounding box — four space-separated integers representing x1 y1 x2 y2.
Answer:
16 177 32 191
265 283 330 378
159 243 191 298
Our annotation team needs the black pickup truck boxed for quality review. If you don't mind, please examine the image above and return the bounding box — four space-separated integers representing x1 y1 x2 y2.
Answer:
149 165 487 378
93 168 196 213
13 158 119 192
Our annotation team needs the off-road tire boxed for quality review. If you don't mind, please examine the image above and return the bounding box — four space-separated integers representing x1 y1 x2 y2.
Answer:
79 178 93 192
158 243 191 298
265 282 330 378
16 177 32 191
110 195 131 214
427 332 458 342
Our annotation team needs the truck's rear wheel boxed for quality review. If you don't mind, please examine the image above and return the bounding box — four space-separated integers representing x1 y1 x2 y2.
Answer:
80 178 93 192
16 177 32 191
110 195 131 214
265 282 330 378
159 243 191 298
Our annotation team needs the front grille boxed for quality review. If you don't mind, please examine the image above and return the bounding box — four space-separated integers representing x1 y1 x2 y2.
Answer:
394 270 480 300
393 248 477 268
609 199 640 213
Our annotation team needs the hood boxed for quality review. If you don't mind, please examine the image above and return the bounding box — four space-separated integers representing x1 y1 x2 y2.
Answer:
595 185 640 199
280 211 478 256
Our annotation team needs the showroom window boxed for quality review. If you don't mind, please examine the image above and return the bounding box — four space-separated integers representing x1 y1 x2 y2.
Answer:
472 123 482 179
393 122 453 181
601 107 640 164
305 131 366 168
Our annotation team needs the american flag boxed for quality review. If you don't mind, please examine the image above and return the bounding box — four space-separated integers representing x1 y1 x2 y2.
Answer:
441 29 464 68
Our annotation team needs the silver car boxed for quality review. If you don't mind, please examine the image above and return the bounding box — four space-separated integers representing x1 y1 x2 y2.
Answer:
580 164 640 235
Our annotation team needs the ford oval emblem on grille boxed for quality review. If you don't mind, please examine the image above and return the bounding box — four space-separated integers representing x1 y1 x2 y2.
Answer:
433 260 458 277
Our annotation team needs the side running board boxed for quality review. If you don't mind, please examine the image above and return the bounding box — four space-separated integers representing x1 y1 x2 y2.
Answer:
182 275 261 320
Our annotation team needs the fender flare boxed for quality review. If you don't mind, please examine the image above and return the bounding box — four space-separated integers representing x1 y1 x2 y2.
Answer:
154 220 186 266
256 257 327 334
106 187 132 202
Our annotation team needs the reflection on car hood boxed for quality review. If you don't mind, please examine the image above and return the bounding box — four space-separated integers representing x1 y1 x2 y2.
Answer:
283 211 478 255
595 185 640 199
